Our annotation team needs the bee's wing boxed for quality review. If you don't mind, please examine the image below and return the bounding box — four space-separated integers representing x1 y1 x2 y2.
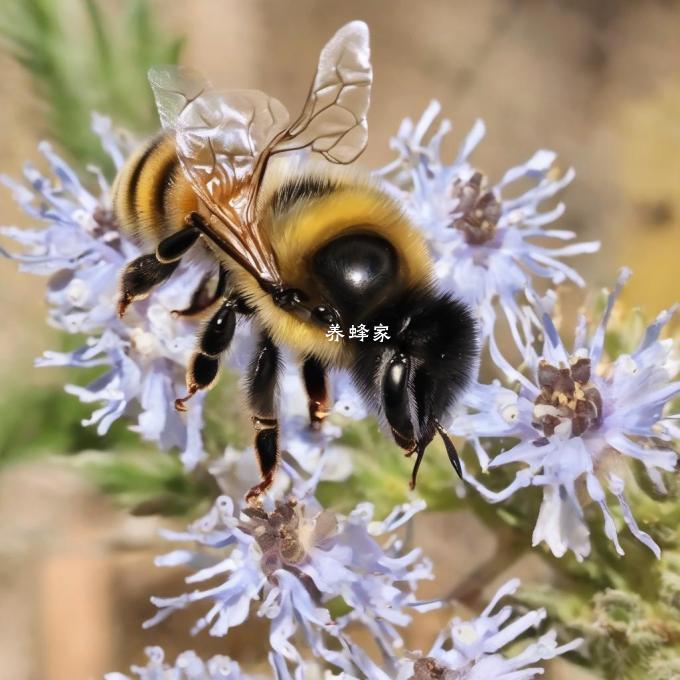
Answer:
148 65 289 286
272 20 372 164
146 18 371 286
148 65 210 129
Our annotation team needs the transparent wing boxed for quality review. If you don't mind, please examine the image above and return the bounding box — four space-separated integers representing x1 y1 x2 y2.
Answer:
148 65 210 130
148 66 289 286
273 20 372 164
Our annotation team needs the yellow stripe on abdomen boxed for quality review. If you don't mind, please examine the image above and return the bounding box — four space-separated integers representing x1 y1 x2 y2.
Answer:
112 133 198 248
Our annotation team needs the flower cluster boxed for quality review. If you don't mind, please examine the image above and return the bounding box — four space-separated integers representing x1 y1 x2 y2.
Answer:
111 580 580 680
347 578 582 680
144 490 433 678
4 97 673 680
105 646 261 680
377 100 599 341
452 269 679 560
0 116 219 469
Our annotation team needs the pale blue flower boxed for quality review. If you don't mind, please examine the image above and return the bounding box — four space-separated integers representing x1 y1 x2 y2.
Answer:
451 269 679 560
145 492 433 677
377 100 599 341
0 118 361 473
333 578 581 680
105 646 263 680
0 118 225 469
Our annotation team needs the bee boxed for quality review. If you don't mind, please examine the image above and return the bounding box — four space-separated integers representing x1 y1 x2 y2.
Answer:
113 21 478 502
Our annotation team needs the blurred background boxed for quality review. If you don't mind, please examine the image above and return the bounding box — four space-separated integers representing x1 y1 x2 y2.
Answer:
0 1 678 678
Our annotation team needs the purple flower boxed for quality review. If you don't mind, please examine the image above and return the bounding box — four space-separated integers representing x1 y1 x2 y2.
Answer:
377 101 599 342
145 491 433 677
105 646 263 680
0 117 230 469
452 269 679 560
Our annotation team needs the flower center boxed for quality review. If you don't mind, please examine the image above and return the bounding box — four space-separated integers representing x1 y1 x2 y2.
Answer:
532 357 603 445
411 658 458 680
449 172 501 245
244 499 307 578
92 207 122 247
243 499 338 591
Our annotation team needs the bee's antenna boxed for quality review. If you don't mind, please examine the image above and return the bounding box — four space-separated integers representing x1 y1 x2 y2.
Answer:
409 441 426 490
435 420 462 479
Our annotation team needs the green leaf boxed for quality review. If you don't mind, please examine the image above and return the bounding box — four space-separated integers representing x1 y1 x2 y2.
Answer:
76 449 218 516
0 379 139 467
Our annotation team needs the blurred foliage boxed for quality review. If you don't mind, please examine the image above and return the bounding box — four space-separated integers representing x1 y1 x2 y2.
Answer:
318 416 468 517
0 380 140 466
518 546 680 679
202 369 251 454
76 449 218 517
0 0 184 175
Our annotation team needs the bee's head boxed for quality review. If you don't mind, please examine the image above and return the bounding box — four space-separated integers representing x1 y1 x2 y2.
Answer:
351 288 479 486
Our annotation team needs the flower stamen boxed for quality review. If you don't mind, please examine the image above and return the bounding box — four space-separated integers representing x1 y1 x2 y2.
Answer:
532 357 603 443
450 171 501 245
243 498 333 584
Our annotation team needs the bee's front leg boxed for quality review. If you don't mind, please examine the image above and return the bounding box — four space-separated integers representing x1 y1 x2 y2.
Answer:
244 332 282 504
117 219 201 317
118 255 179 317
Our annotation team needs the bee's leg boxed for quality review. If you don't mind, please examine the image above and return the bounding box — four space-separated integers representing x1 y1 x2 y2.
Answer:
174 297 238 412
245 333 282 504
171 266 228 318
117 223 201 317
118 255 179 317
302 356 330 430
155 224 201 263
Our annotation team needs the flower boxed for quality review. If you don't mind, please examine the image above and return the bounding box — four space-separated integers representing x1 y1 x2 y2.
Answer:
342 578 582 680
0 116 246 470
105 646 263 680
377 101 599 341
452 269 679 560
145 491 433 677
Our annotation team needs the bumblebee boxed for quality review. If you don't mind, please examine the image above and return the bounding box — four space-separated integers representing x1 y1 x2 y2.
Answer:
113 21 478 502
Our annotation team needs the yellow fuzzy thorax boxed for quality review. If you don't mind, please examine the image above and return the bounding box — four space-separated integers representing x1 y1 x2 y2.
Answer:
224 160 434 366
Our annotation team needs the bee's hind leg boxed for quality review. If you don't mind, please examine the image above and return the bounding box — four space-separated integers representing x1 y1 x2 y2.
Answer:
244 332 282 504
117 222 201 317
302 356 330 430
